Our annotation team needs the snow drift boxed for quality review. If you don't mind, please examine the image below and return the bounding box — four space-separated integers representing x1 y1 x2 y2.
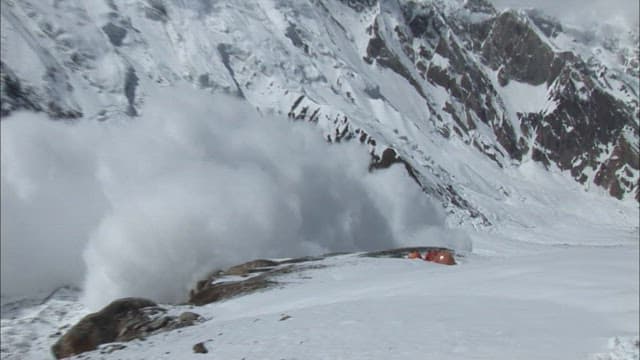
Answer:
1 85 466 308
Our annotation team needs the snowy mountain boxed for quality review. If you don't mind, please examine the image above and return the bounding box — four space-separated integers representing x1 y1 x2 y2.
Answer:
1 0 638 212
1 0 639 359
2 247 639 359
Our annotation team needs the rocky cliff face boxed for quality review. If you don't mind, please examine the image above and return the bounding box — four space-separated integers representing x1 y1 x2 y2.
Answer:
1 0 638 221
356 0 639 201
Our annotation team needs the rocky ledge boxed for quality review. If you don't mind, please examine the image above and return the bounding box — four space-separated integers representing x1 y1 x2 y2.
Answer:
52 247 459 358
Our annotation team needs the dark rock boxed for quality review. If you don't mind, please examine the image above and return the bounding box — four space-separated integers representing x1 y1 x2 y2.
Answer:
285 23 305 49
193 342 208 354
224 259 279 276
531 147 551 168
374 148 399 169
494 116 523 161
52 298 203 359
46 101 83 119
51 298 156 359
217 43 245 98
405 5 443 41
593 136 640 199
145 315 172 332
364 85 384 100
198 74 210 88
124 67 138 116
1 61 42 117
337 0 377 12
365 18 426 99
524 61 638 195
463 0 496 15
145 0 168 22
402 4 523 165
189 256 330 306
481 11 555 85
497 67 509 86
189 273 277 306
102 23 127 47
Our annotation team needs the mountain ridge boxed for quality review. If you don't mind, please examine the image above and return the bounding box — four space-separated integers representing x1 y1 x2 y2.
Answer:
1 0 638 218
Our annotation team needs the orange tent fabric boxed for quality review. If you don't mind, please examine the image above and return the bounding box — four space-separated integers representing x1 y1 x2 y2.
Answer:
424 250 456 265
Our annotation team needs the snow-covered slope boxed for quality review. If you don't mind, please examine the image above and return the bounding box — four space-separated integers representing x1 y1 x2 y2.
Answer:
2 241 639 360
1 0 638 209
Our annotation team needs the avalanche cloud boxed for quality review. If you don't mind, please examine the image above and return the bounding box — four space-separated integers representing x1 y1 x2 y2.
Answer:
1 84 465 309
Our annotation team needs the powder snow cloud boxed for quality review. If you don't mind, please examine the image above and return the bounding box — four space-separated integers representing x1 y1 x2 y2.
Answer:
1 84 466 308
490 0 639 28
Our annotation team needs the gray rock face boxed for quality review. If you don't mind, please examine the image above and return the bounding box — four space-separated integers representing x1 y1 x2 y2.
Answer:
1 61 42 117
594 135 639 199
101 23 127 47
357 2 639 202
481 11 556 86
365 19 426 99
517 57 639 199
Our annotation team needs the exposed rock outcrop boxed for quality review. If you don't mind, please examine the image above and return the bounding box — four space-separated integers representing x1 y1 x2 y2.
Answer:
188 257 325 306
358 1 639 202
51 298 202 359
53 247 462 357
1 61 42 117
193 342 208 354
482 11 556 86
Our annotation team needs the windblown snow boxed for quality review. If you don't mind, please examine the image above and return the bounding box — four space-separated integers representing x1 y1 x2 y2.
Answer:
2 85 456 308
